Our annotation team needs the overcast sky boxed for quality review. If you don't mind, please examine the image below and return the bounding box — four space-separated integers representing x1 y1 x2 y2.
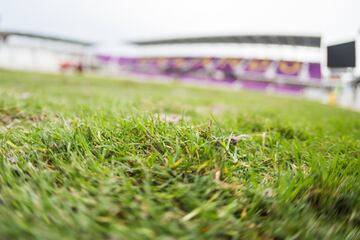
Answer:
1 0 359 45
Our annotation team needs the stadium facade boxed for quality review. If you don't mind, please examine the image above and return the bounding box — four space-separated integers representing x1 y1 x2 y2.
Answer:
95 35 359 109
0 31 358 109
0 31 94 72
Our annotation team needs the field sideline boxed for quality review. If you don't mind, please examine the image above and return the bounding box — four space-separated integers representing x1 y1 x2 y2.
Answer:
0 70 359 239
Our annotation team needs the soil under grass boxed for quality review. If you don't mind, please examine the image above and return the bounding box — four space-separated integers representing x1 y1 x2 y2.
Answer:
0 70 359 239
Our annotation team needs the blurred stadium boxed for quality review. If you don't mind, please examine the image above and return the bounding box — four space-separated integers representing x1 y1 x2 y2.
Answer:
0 1 360 238
0 30 359 110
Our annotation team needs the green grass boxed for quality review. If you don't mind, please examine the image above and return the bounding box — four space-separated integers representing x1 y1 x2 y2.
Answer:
0 69 359 239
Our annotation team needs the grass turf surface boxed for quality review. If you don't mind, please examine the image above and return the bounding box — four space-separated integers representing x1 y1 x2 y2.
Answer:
0 70 359 239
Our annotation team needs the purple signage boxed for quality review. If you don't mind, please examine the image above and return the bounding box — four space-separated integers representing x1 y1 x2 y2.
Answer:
308 63 322 81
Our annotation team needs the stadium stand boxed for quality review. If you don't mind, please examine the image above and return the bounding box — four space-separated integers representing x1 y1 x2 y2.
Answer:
94 35 336 96
96 55 325 94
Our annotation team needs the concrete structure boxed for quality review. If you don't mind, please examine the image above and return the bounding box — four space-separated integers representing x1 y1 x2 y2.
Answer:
0 31 94 72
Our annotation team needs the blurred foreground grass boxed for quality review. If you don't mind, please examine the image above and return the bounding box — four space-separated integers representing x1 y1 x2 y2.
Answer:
0 70 359 239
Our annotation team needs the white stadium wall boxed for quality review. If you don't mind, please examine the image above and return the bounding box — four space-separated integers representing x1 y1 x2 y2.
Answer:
0 36 89 73
0 45 64 72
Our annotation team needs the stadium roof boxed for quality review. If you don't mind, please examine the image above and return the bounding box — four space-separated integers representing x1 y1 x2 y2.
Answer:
0 31 94 47
131 35 322 48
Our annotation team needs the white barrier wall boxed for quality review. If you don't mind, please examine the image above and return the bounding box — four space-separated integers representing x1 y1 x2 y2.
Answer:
0 45 61 72
0 36 89 73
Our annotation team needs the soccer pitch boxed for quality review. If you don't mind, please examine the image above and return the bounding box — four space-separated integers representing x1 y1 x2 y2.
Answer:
0 70 359 239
